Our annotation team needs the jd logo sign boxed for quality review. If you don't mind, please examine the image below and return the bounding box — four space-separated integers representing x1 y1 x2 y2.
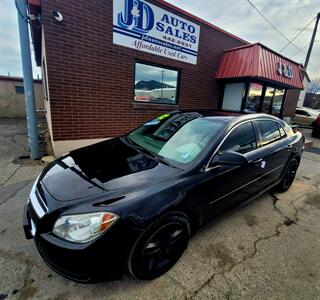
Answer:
118 0 154 34
113 0 200 65
277 62 294 79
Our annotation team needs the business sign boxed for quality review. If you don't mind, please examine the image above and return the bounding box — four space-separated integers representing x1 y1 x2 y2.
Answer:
277 62 293 79
113 0 200 65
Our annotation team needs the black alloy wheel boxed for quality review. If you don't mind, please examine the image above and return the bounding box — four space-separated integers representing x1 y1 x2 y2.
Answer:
128 213 190 280
277 159 298 192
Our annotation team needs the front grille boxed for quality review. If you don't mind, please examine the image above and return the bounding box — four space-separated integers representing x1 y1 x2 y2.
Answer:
29 182 48 218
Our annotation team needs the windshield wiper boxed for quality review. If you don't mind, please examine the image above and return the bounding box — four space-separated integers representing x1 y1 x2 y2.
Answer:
122 136 179 169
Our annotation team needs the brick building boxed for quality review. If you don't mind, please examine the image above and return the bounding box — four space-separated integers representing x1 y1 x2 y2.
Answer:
27 0 305 156
0 75 43 118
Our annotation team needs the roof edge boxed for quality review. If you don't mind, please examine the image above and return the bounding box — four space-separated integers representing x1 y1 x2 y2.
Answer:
0 75 42 83
224 43 303 66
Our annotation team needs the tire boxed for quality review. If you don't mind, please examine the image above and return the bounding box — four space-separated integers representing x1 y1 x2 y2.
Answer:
128 213 190 280
274 159 299 192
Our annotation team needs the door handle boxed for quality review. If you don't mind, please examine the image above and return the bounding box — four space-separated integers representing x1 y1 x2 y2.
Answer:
287 144 293 150
253 158 263 164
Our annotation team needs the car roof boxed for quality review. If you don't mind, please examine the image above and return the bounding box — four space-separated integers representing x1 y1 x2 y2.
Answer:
203 113 281 125
297 107 317 112
178 111 284 128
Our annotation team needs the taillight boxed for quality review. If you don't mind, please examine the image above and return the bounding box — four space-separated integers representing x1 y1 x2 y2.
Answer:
316 116 320 126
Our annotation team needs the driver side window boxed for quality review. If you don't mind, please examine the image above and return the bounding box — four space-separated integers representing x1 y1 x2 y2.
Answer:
219 122 257 154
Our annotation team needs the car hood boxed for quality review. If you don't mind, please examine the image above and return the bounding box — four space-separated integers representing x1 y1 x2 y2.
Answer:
41 137 182 201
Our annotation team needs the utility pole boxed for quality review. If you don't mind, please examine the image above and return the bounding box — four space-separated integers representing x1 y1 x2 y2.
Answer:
16 0 39 159
304 12 320 71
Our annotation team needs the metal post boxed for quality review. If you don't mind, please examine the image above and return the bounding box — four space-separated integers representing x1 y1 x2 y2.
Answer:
161 70 164 100
16 0 39 159
304 12 320 70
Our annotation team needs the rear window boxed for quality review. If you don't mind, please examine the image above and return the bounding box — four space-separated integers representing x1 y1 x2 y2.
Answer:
256 120 281 146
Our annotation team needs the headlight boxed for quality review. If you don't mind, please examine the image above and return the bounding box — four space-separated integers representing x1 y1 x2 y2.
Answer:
53 212 118 243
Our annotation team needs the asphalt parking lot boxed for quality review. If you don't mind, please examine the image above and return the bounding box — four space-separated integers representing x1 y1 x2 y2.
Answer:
0 119 320 300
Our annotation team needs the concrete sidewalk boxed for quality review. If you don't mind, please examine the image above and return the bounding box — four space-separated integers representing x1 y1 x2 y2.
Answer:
0 119 319 299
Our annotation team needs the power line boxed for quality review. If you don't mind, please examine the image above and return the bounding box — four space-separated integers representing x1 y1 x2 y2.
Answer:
246 0 306 54
301 0 315 19
290 42 310 58
290 40 320 66
279 17 316 53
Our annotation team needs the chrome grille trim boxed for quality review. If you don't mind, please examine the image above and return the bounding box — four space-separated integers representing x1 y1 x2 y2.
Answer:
29 179 48 218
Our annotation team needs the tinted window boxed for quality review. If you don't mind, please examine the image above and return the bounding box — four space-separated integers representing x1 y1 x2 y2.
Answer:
271 89 285 116
262 86 275 113
244 83 263 112
222 82 245 111
220 122 257 154
278 123 286 138
296 109 308 116
283 122 294 137
256 120 281 146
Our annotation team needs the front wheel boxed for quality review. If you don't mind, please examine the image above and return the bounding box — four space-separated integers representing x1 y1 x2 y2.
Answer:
128 213 190 280
275 159 298 192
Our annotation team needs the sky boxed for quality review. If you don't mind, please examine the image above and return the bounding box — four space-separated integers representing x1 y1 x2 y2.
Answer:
0 0 41 78
135 63 178 87
0 0 319 81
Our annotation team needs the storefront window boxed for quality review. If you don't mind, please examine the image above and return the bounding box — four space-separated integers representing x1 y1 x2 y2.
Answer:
244 83 263 112
134 63 179 105
272 89 285 116
262 86 275 113
221 83 245 111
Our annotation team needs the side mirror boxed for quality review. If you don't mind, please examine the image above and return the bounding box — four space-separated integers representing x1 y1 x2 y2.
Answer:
210 151 248 167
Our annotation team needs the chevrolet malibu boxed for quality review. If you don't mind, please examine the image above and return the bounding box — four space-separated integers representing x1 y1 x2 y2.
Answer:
23 112 304 282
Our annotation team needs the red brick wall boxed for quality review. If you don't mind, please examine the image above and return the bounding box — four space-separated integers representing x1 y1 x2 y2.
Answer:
42 0 246 141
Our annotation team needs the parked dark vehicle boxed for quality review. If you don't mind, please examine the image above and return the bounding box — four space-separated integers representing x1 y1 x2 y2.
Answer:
23 112 304 282
312 114 320 138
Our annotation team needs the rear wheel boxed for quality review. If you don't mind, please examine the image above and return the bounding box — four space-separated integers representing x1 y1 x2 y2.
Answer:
275 159 298 192
128 213 190 280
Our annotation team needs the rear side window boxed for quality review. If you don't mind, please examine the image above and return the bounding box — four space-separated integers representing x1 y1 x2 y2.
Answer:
278 123 286 138
296 109 308 116
220 122 257 154
256 120 281 146
283 122 294 137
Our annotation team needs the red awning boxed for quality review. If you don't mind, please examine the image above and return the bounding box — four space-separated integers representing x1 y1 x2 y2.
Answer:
216 43 304 89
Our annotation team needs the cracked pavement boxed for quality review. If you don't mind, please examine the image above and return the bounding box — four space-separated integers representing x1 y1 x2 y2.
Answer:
0 119 320 299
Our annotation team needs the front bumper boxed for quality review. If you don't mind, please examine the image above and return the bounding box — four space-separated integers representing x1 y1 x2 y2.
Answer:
23 203 139 282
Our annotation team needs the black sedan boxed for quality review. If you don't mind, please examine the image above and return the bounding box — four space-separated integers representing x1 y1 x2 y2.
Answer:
23 112 304 282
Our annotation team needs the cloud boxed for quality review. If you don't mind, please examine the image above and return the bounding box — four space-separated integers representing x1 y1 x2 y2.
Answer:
0 0 319 81
0 0 41 78
166 0 320 80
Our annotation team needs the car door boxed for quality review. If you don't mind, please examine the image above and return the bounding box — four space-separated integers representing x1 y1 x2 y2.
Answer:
253 119 290 188
294 109 310 126
197 121 264 219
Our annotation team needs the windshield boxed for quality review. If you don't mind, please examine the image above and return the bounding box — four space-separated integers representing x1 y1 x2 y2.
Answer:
128 113 224 164
309 110 320 116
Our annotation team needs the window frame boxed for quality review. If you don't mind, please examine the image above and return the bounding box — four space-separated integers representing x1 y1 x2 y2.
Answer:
133 60 181 106
218 121 258 155
15 86 24 94
271 88 286 117
254 119 285 147
205 118 289 171
220 79 287 118
243 82 264 113
206 120 258 171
